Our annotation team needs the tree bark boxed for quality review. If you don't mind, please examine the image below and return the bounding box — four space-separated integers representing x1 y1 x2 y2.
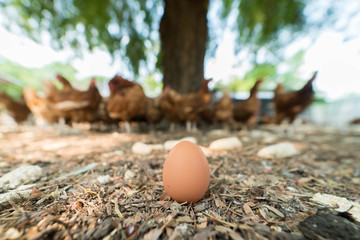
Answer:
160 0 209 94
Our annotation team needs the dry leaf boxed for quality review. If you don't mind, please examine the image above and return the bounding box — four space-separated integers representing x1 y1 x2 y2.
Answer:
159 191 170 201
263 205 285 218
243 203 260 222
177 215 193 223
214 197 226 208
143 228 163 240
194 205 206 212
197 216 208 229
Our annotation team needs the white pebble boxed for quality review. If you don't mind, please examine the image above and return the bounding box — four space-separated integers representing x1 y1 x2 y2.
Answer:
0 165 42 189
199 146 212 157
97 175 111 185
0 161 9 168
257 142 299 159
102 150 124 158
132 142 153 155
149 144 164 150
209 137 242 150
263 135 278 144
0 184 35 206
124 170 136 181
164 137 198 150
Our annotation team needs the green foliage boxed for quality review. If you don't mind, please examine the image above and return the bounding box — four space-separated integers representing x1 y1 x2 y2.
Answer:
235 0 305 51
0 57 78 97
0 83 23 100
214 50 314 93
1 0 162 75
243 63 276 81
143 73 162 96
277 50 307 90
218 63 276 92
1 0 310 78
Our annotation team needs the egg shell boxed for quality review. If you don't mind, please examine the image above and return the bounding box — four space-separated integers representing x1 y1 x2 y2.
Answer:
162 141 210 203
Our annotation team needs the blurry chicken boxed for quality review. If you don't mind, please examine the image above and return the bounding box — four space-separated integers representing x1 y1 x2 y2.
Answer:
144 95 163 130
23 87 62 124
161 79 212 132
213 90 234 128
350 118 360 125
181 79 212 131
274 72 317 124
96 97 116 124
69 78 102 123
40 76 102 124
0 92 31 123
201 89 235 128
56 74 73 93
160 85 182 131
233 78 263 128
106 75 146 132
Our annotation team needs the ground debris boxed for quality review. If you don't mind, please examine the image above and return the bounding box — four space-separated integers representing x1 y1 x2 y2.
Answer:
0 124 359 239
299 210 360 240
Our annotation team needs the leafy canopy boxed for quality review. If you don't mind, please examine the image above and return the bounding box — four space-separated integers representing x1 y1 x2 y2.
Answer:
1 0 162 75
1 0 307 76
0 57 110 98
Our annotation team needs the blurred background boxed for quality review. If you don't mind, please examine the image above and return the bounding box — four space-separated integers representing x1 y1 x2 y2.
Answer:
0 0 359 129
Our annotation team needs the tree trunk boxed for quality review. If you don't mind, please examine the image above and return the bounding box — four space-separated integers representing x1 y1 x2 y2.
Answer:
160 0 209 94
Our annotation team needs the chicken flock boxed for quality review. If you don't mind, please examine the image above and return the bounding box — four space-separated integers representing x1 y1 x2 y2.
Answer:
0 72 319 132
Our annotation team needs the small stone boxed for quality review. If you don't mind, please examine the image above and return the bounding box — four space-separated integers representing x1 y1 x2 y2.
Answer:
124 170 136 181
209 137 242 150
132 142 152 155
257 142 299 159
0 184 35 206
97 175 111 185
149 144 164 150
0 161 9 168
263 135 278 144
164 137 197 150
102 150 124 158
199 146 212 157
0 165 42 190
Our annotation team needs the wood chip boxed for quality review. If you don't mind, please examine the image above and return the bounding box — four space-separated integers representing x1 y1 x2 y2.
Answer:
243 202 260 222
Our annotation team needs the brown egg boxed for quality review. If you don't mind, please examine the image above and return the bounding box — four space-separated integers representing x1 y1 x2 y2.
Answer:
162 141 210 203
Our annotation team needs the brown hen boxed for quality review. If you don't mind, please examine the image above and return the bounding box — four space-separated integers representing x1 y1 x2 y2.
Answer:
0 92 31 123
161 79 212 132
106 75 146 132
233 78 263 128
214 90 235 127
47 77 102 123
23 87 62 124
274 72 317 124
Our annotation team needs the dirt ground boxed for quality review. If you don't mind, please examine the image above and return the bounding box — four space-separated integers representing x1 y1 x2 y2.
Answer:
0 123 359 240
